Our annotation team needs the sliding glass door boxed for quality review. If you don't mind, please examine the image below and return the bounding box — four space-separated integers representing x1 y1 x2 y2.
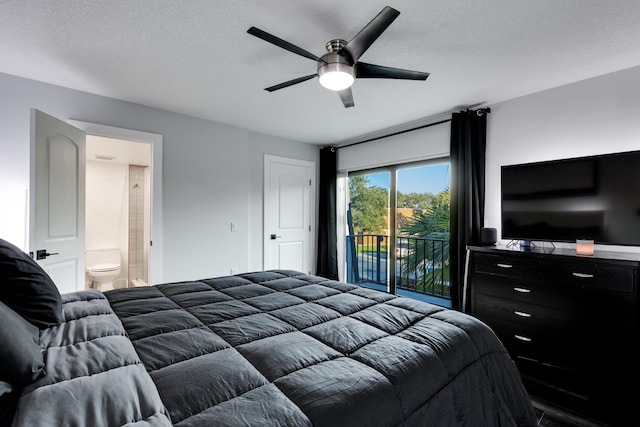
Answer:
345 160 451 307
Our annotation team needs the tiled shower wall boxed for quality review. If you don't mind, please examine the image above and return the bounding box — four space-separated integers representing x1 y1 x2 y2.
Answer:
129 165 148 284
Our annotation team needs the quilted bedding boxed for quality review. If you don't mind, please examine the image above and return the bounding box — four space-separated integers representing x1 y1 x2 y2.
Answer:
11 290 172 426
12 270 537 426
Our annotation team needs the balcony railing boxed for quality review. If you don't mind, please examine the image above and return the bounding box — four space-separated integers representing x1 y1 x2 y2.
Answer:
346 234 450 301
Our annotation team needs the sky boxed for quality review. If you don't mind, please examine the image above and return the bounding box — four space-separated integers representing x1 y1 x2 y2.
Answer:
365 163 450 195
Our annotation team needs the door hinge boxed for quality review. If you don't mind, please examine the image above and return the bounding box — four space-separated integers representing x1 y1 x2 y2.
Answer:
309 179 312 186
309 225 311 232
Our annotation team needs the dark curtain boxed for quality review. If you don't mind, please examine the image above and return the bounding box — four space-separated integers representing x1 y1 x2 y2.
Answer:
449 109 488 311
316 146 338 279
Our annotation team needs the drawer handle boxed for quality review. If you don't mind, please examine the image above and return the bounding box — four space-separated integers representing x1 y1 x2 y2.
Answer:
514 334 532 342
572 272 594 279
514 311 532 318
513 287 531 293
497 263 513 269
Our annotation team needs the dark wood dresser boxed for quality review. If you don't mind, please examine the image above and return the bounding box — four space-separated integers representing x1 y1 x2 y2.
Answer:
466 245 639 426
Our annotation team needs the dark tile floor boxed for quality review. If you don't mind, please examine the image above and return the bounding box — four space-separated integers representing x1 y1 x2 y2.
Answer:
531 397 607 427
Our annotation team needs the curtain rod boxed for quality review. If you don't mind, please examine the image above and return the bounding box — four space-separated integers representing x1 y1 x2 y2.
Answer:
334 107 490 151
335 118 451 150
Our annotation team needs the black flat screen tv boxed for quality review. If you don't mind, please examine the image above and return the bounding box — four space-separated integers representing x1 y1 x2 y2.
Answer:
501 150 640 246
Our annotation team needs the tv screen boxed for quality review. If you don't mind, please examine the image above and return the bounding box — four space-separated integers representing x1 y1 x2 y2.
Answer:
501 150 640 245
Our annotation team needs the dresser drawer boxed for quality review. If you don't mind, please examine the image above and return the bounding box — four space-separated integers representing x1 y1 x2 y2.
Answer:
475 294 579 332
473 253 540 279
487 318 584 370
472 272 575 310
582 288 637 323
547 261 635 292
516 357 588 402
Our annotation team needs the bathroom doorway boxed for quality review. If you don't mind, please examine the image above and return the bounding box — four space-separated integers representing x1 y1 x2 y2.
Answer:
85 135 152 289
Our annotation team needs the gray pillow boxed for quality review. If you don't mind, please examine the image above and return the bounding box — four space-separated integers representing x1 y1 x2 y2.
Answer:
0 239 62 328
0 381 11 396
0 301 45 386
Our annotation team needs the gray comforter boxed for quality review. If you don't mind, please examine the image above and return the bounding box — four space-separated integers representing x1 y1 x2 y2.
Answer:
12 290 171 427
13 270 537 426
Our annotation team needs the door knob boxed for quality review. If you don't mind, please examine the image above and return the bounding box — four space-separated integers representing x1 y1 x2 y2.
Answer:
36 249 59 260
270 234 282 240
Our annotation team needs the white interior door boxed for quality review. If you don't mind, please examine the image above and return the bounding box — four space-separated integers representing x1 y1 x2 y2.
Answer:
30 109 86 294
264 155 315 274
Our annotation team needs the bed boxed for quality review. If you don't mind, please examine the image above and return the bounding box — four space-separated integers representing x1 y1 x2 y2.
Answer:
1 239 537 426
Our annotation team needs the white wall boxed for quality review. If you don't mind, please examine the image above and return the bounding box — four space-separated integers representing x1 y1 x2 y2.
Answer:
486 65 640 252
334 64 640 256
3 64 639 281
0 72 317 283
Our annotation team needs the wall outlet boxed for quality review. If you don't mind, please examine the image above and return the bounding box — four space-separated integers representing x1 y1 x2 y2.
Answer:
230 222 237 232
230 267 237 275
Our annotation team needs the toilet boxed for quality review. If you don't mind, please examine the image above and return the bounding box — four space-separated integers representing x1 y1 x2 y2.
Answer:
86 248 121 291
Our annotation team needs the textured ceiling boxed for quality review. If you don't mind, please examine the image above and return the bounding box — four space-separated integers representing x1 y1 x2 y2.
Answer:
1 1 640 145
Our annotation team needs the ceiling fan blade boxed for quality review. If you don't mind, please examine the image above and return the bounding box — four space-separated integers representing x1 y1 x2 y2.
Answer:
341 6 400 63
338 88 354 108
247 27 325 63
265 74 317 92
356 62 429 80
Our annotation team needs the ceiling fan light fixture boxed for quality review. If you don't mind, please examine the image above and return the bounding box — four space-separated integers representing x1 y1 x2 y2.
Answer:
318 62 355 91
248 7 429 107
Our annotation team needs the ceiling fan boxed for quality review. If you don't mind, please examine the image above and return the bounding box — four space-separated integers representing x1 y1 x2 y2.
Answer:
247 6 429 108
